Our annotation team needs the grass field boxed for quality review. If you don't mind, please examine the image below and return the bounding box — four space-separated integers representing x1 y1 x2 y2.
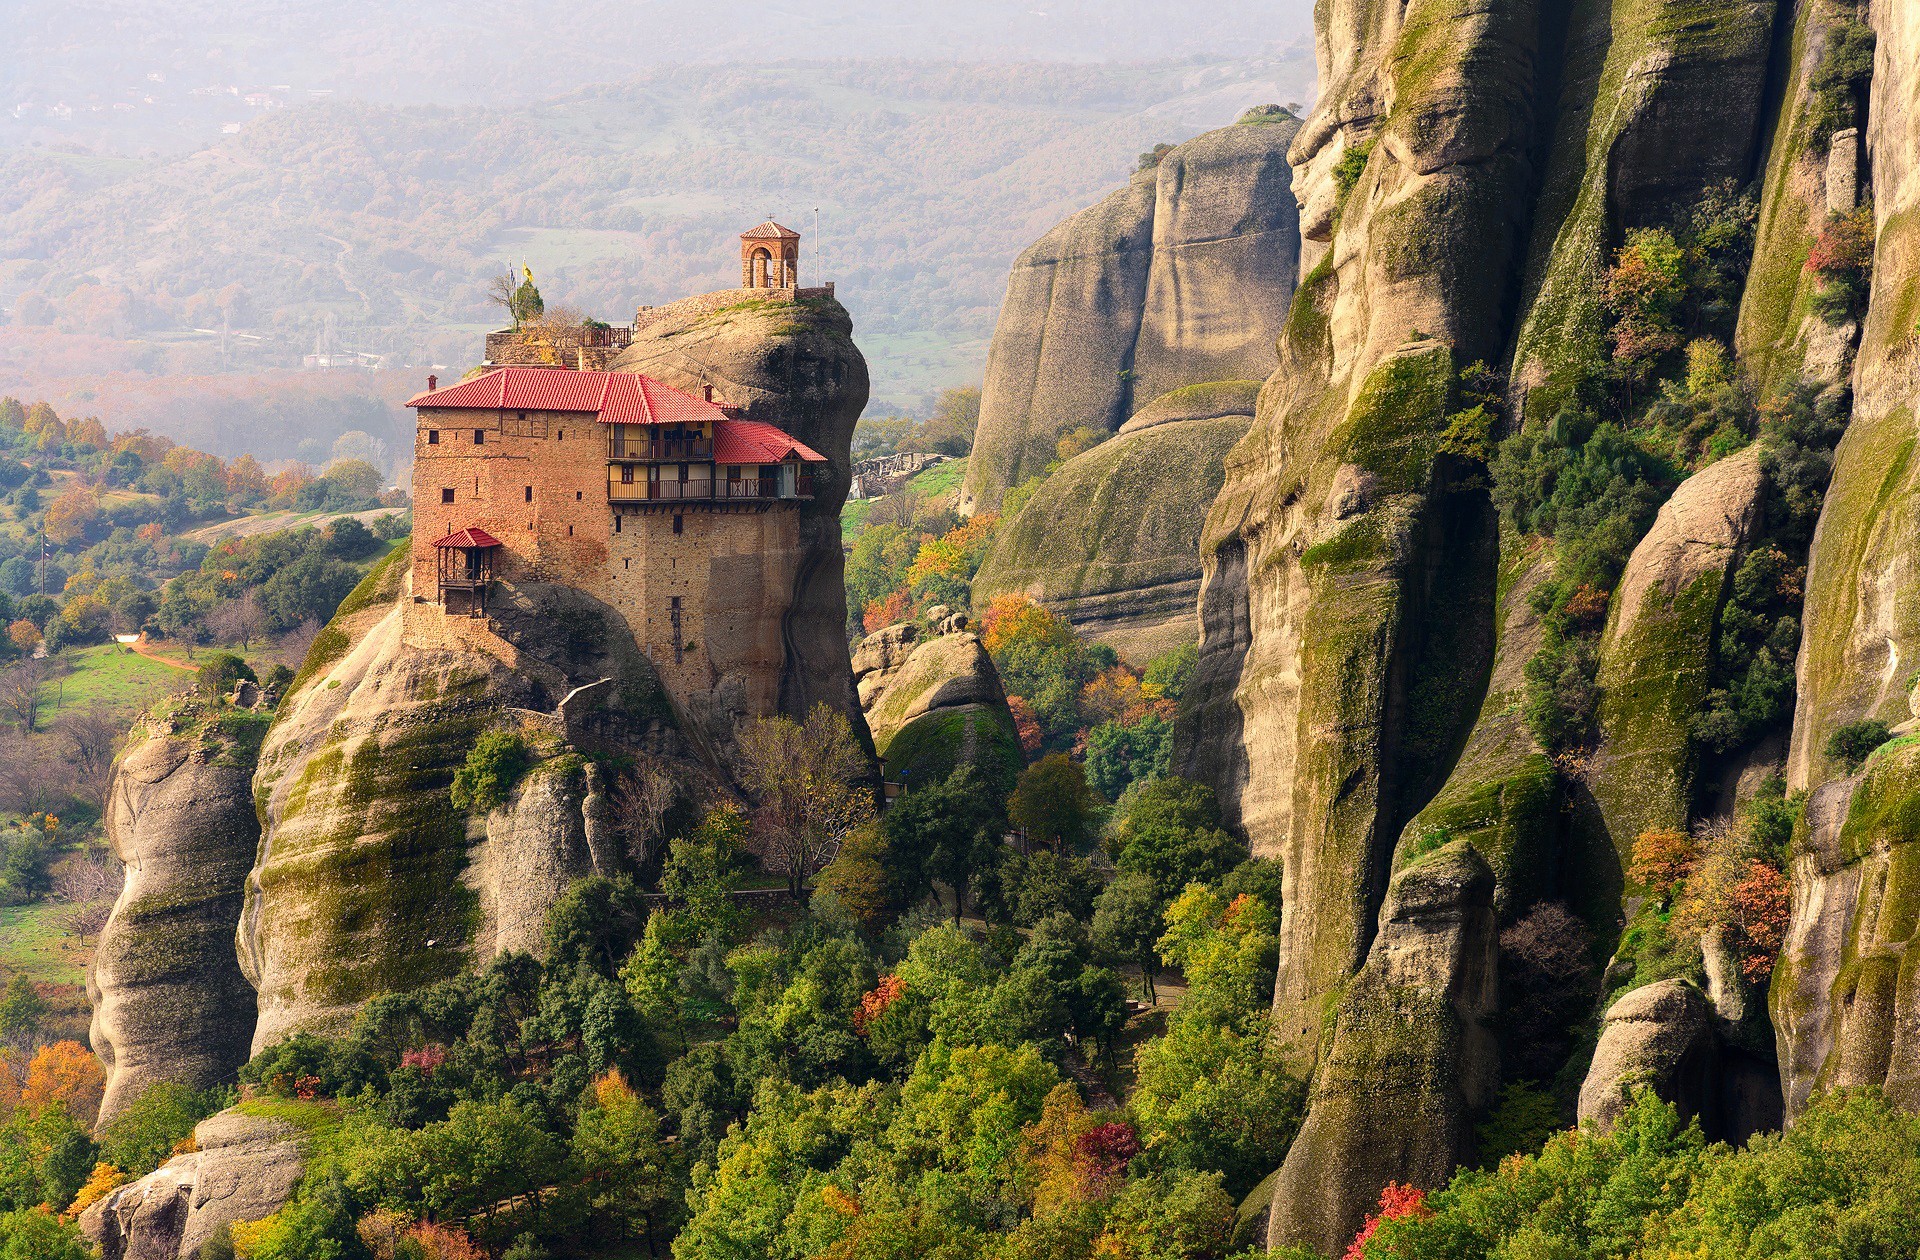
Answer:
34 640 296 723
181 506 400 545
37 643 190 721
0 901 92 988
909 456 968 505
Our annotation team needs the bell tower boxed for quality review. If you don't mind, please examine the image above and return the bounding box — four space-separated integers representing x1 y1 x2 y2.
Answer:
740 221 801 289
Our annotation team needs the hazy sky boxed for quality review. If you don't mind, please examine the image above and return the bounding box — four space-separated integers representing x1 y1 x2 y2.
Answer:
4 1 1318 112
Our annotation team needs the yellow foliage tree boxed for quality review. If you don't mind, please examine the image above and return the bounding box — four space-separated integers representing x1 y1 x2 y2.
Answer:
64 1162 126 1219
43 487 99 546
20 1040 106 1128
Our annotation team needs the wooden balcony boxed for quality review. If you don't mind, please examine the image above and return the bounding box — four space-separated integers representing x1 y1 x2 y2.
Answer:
609 436 713 461
606 472 815 502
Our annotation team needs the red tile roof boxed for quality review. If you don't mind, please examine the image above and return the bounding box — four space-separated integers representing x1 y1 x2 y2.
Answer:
430 527 502 549
714 419 827 464
407 367 731 426
741 221 800 240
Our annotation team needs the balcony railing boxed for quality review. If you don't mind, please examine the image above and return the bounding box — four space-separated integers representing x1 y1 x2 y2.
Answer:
607 473 816 503
609 437 713 461
580 325 633 349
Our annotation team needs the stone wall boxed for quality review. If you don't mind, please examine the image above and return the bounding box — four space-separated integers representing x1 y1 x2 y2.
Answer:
408 403 810 739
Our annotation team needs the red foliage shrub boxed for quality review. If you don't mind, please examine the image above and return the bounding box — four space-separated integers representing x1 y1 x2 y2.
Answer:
862 588 911 635
1073 1120 1140 1195
1731 860 1791 983
852 974 906 1036
1630 829 1696 898
1561 583 1611 632
1345 1182 1431 1260
1007 695 1044 757
400 1045 448 1076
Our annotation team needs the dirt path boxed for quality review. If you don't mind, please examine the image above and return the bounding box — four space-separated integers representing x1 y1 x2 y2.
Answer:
127 639 197 672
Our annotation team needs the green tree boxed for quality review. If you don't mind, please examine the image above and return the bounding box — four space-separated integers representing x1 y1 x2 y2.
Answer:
883 765 1003 921
1111 777 1245 903
196 651 256 701
661 1043 748 1171
1008 754 1100 852
1826 718 1893 772
97 1083 226 1178
350 1098 567 1233
317 460 384 507
660 806 748 939
572 1071 684 1252
0 978 47 1049
1090 871 1164 1004
0 1208 91 1260
544 874 647 978
1083 714 1172 800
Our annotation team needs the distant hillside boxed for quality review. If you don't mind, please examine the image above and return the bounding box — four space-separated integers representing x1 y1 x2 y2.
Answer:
2 1 1314 151
0 55 1317 441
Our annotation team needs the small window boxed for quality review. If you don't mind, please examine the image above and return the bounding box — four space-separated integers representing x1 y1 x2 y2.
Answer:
624 558 630 570
440 488 454 504
558 429 564 440
427 430 439 445
575 490 582 501
614 515 622 533
473 429 485 445
567 525 574 537
524 486 533 502
673 514 683 535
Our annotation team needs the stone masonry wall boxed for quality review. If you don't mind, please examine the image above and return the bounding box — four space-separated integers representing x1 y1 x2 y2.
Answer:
408 404 808 734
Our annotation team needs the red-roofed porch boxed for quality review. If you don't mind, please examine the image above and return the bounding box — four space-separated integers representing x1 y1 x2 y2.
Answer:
433 527 502 616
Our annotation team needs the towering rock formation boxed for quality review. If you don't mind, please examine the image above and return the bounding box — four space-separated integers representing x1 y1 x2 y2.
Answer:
972 381 1259 659
1772 0 1920 1117
851 621 1024 794
1133 0 1908 1248
609 292 870 732
89 697 264 1126
961 117 1304 514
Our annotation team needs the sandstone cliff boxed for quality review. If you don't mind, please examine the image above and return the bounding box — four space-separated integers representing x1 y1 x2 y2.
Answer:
1187 1 1550 1227
89 697 266 1127
1267 841 1498 1256
81 1107 308 1260
1588 448 1767 853
962 118 1303 513
972 382 1258 660
1180 0 1535 1095
1769 0 1920 1120
1134 0 1881 1247
240 549 699 1048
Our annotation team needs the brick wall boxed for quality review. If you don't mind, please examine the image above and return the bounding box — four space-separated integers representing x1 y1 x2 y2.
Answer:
408 404 807 729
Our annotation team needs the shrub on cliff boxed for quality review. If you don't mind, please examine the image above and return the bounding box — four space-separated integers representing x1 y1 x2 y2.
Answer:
1808 19 1877 147
96 1082 228 1178
448 730 529 814
196 651 256 700
1808 207 1876 325
1826 718 1893 772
